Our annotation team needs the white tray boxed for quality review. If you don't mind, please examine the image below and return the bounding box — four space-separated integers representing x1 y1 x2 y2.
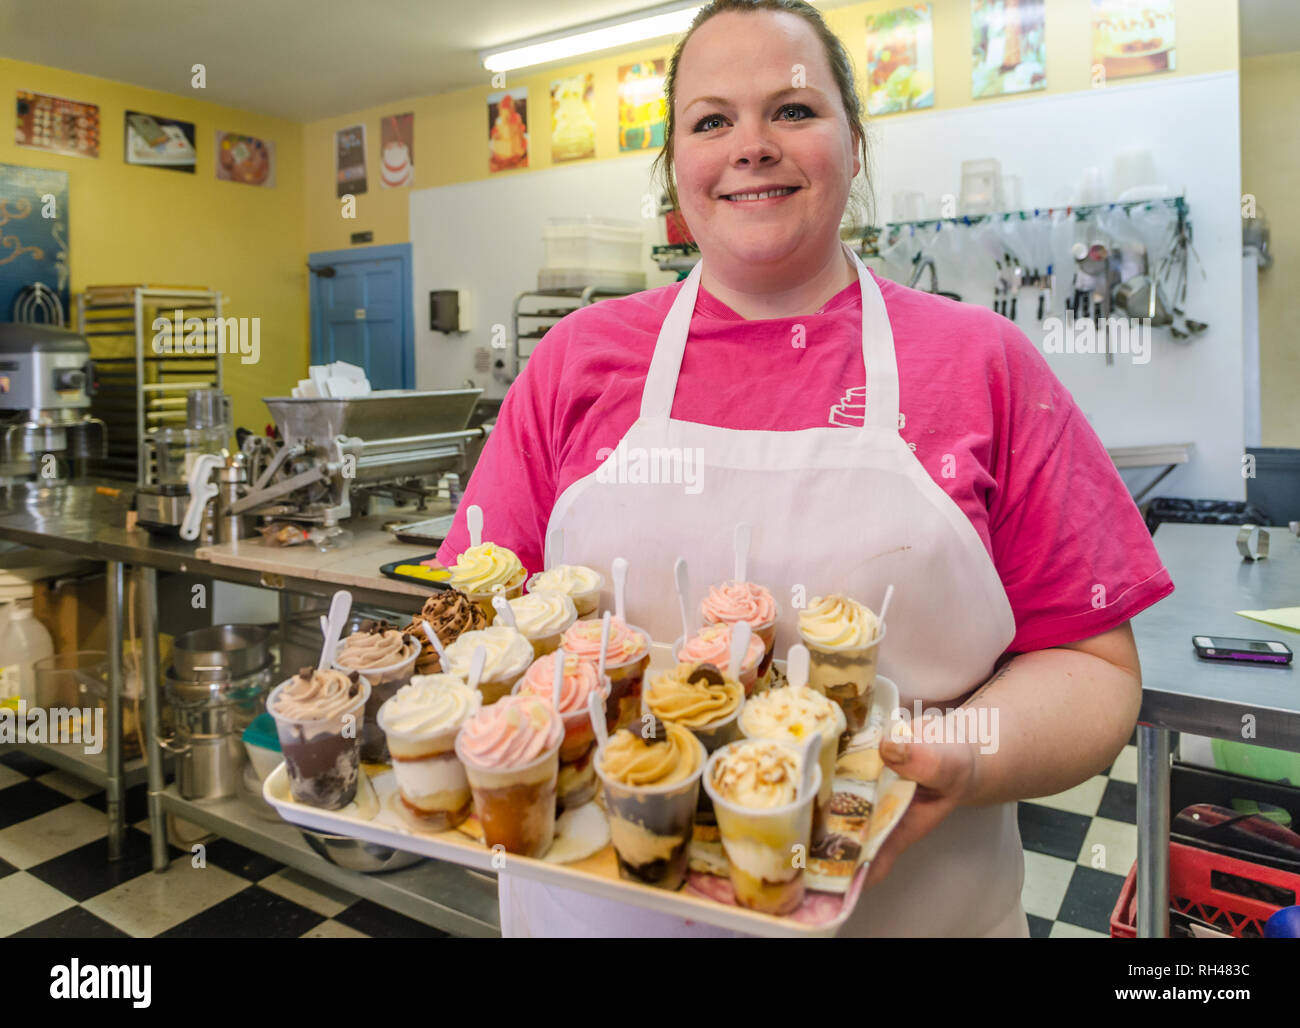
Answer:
263 659 915 938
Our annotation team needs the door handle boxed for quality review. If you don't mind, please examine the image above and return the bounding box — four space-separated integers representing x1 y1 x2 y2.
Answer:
309 264 336 277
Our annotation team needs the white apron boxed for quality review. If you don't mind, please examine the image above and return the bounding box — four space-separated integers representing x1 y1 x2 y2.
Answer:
499 243 1027 937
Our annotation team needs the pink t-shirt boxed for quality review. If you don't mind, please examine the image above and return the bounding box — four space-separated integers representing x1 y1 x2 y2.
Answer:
439 271 1172 654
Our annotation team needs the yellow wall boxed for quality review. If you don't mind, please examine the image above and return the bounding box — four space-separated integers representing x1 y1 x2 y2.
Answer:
1241 51 1300 447
303 0 1237 253
0 58 308 430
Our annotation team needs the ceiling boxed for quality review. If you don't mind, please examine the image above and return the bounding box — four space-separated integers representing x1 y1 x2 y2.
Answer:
0 0 686 122
1240 0 1300 57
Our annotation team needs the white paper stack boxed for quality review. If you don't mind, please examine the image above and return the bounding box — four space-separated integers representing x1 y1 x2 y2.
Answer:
292 361 371 398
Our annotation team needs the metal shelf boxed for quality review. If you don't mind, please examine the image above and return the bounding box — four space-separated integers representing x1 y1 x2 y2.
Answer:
509 285 638 382
157 785 500 937
3 740 150 789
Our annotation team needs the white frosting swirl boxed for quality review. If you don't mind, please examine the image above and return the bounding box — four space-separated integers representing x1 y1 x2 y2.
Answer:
378 674 481 740
527 564 602 597
444 626 534 683
507 589 577 638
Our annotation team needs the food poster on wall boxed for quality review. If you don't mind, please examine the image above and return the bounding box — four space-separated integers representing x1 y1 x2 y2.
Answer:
124 111 196 172
488 88 529 172
618 61 666 152
550 73 596 163
0 165 70 324
971 0 1046 98
1091 1 1176 80
336 124 367 196
380 113 414 188
216 131 274 187
864 4 936 116
15 91 99 158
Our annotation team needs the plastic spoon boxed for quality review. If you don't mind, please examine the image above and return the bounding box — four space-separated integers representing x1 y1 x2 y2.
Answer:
728 620 752 680
552 648 566 710
587 689 609 751
467 504 483 548
318 590 352 669
547 526 564 568
419 621 450 671
674 557 690 644
467 645 487 692
611 557 628 622
734 522 751 583
787 643 810 691
597 611 612 682
879 584 895 624
492 594 517 629
799 733 820 802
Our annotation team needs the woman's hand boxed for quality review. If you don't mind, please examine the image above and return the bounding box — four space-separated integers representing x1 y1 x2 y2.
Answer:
862 730 978 891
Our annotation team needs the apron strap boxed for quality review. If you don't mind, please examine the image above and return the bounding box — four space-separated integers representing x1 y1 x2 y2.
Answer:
639 243 901 433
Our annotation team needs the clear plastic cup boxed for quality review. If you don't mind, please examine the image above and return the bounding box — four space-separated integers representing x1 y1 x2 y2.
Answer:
595 732 707 891
455 732 562 857
333 647 418 763
603 625 651 732
797 622 887 737
377 699 477 831
445 627 533 707
703 740 821 916
701 586 781 689
512 676 611 811
672 633 761 696
641 684 744 755
268 675 371 810
525 568 605 619
464 569 528 624
509 591 578 660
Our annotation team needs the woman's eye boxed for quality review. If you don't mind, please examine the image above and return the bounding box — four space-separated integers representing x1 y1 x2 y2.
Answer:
693 114 726 132
777 104 814 121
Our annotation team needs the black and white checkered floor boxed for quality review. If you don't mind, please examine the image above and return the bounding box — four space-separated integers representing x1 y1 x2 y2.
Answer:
0 744 1138 938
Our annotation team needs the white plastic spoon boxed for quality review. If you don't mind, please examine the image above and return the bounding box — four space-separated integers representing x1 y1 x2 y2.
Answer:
467 504 483 548
799 733 820 802
552 647 566 710
492 594 517 629
734 522 751 583
467 645 487 692
597 611 612 682
587 689 609 751
879 583 895 624
787 643 810 691
611 557 628 622
547 526 564 568
673 557 690 644
318 590 352 668
728 620 753 680
420 621 450 671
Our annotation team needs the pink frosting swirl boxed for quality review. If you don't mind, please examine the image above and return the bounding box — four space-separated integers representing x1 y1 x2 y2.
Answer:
701 580 777 628
517 651 603 715
561 616 648 666
677 622 764 672
457 694 562 769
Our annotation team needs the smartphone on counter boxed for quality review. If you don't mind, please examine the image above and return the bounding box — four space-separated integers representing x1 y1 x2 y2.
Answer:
1192 635 1293 665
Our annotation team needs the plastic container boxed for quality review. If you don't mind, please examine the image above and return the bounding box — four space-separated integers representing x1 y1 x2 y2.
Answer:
959 158 1003 215
455 729 562 857
673 626 763 697
542 217 644 272
797 621 887 737
266 675 371 810
242 712 282 785
333 645 418 763
377 680 479 831
537 267 646 292
0 599 54 706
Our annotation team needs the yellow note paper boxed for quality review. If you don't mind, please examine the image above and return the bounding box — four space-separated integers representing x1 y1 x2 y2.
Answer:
1235 607 1300 634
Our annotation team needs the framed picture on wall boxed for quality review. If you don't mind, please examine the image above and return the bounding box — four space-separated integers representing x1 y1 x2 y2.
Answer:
971 0 1047 98
488 88 529 172
216 131 274 186
864 4 936 116
380 113 414 188
617 61 666 151
551 73 595 163
124 110 196 172
1092 0 1176 80
15 90 99 158
336 124 367 195
0 163 70 324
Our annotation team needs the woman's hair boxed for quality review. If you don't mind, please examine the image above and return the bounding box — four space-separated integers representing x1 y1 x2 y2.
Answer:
650 0 873 230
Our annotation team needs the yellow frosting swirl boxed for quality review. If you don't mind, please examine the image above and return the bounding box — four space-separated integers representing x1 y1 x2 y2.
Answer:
599 721 700 787
448 543 524 594
797 594 880 648
644 663 742 729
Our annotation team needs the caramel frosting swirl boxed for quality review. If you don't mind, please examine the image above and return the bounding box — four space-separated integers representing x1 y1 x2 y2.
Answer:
644 663 742 729
403 589 488 674
271 668 362 722
599 720 700 788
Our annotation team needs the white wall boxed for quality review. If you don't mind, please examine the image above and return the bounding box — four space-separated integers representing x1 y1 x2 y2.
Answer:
411 70 1244 501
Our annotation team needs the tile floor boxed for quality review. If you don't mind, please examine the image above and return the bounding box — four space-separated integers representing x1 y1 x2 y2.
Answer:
0 745 1137 938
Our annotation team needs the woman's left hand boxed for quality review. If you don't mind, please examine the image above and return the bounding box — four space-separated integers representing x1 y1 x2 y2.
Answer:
861 733 978 891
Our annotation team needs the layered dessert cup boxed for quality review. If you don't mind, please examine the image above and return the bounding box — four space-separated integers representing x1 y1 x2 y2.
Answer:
561 616 650 732
377 674 481 830
268 667 371 810
513 651 609 810
446 542 528 623
796 595 885 737
595 719 706 891
525 564 604 619
402 588 487 676
701 579 780 690
444 625 534 706
333 619 420 762
507 589 578 659
673 622 765 697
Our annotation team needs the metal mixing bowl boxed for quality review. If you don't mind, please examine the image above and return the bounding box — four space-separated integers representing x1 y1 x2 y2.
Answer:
299 829 425 873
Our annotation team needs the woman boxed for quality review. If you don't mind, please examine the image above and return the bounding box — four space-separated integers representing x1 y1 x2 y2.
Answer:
438 0 1172 937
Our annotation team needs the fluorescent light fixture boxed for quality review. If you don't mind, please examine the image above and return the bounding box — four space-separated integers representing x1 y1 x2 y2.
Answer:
480 2 702 73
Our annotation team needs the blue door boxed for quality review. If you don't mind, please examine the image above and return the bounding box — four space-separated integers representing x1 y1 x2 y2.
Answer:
308 243 414 389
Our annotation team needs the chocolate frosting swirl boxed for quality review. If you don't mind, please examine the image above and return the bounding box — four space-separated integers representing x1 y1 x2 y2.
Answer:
402 588 488 675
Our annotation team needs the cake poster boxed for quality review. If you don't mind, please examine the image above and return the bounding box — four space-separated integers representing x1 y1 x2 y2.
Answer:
379 113 414 188
550 73 595 163
971 0 1046 98
0 164 70 324
618 60 666 151
215 131 274 186
336 124 367 196
1091 0 1176 80
488 88 529 173
864 4 936 116
15 90 99 158
124 110 196 172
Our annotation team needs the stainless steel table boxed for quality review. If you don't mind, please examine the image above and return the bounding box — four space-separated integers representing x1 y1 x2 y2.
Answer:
0 480 498 936
1131 522 1300 937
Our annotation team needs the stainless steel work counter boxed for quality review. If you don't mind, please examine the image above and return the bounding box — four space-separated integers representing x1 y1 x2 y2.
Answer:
0 480 498 936
1131 522 1300 938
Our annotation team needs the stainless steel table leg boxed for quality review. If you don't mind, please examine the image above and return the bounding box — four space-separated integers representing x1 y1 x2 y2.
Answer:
1137 723 1171 938
104 561 125 861
139 566 168 871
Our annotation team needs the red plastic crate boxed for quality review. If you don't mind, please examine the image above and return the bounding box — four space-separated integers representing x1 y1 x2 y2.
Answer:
1110 840 1300 938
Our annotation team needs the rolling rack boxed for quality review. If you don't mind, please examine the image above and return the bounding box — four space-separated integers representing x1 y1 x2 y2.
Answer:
510 285 637 383
76 286 224 484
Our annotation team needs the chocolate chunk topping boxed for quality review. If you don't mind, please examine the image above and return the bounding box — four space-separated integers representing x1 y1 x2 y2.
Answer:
359 618 376 632
347 670 360 683
641 716 669 743
297 666 314 681
686 662 726 686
